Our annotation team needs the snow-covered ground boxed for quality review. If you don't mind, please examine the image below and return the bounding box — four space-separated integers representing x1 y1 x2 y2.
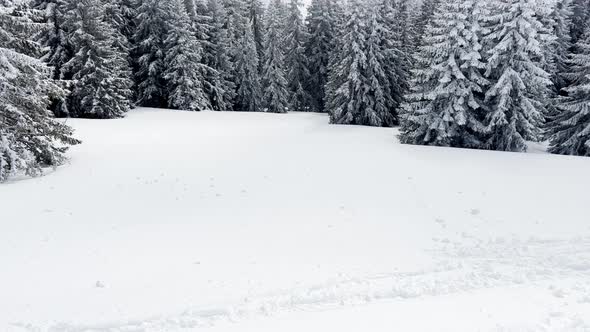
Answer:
2 108 590 332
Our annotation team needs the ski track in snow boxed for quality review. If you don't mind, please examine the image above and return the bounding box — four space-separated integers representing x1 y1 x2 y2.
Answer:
14 236 590 332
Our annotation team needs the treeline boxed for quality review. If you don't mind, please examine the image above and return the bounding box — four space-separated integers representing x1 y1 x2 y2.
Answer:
1 0 590 182
400 0 590 155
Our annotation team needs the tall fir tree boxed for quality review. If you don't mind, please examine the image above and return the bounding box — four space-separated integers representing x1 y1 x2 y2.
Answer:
532 0 560 121
547 28 590 156
305 0 340 112
392 0 414 107
535 0 559 80
531 0 572 122
326 0 392 126
118 0 139 93
220 0 266 112
364 6 396 126
104 0 136 105
33 0 70 76
394 0 415 58
184 0 198 19
325 0 365 124
62 0 133 118
549 0 574 92
377 0 408 124
132 0 169 107
0 0 79 182
482 0 552 152
222 0 248 60
234 21 263 112
414 0 440 48
32 0 72 117
104 0 135 55
246 0 265 72
274 0 289 41
203 0 235 111
164 0 211 111
571 0 590 44
119 0 138 43
400 0 488 148
194 0 235 113
262 0 289 113
284 0 313 111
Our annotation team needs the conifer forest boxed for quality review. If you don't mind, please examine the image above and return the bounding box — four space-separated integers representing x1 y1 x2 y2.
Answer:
2 0 590 181
2 1 590 331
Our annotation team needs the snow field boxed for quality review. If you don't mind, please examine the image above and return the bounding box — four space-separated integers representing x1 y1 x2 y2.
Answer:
1 108 590 331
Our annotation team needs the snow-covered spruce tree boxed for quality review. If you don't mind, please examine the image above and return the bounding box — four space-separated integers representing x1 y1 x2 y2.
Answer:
364 6 396 126
61 0 132 119
265 0 288 40
246 0 265 72
132 0 169 108
376 0 408 125
234 21 263 112
414 0 440 48
326 0 393 126
0 1 79 182
195 0 209 16
203 0 235 111
190 0 234 113
191 1 212 44
104 0 133 56
390 0 414 109
114 0 138 87
399 0 488 147
164 0 211 111
549 0 574 92
531 0 572 121
222 0 248 62
184 0 198 19
284 0 313 111
32 0 72 117
104 0 137 104
535 0 558 80
119 0 138 43
482 0 552 152
531 0 560 122
305 0 340 112
261 0 289 113
394 0 416 57
32 0 71 77
547 29 590 156
571 0 590 44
